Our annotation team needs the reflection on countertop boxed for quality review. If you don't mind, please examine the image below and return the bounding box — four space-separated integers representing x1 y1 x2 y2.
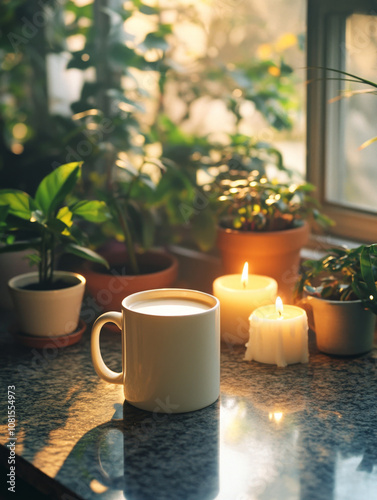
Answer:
0 324 377 500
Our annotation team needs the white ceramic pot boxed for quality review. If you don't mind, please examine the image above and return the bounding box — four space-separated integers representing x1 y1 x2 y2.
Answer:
303 296 376 356
0 250 32 310
8 271 86 337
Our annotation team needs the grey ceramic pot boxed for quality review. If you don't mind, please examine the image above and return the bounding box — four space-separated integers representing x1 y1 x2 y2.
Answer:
302 296 376 356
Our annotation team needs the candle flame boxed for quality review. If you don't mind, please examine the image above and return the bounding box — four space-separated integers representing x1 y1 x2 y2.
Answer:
241 262 248 288
275 296 283 317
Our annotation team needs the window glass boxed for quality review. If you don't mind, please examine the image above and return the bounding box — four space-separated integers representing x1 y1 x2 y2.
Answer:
325 13 377 213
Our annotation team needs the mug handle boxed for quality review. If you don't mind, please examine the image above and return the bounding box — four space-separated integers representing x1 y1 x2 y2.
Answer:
91 311 123 384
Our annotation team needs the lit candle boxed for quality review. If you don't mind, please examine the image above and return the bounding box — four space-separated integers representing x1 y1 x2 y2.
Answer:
245 297 309 367
213 263 277 344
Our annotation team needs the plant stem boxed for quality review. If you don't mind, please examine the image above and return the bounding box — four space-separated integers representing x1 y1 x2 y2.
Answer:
93 0 112 119
43 234 48 286
113 199 139 275
49 233 55 285
40 229 46 286
38 238 43 286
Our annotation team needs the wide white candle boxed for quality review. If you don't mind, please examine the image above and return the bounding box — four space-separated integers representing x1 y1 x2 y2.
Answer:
213 263 277 344
245 298 309 367
129 298 210 316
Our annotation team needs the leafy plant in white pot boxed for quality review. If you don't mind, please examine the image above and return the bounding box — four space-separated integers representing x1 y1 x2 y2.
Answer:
0 162 109 345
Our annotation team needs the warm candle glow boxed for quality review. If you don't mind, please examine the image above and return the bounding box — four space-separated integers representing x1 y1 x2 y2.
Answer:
241 262 249 288
213 271 278 345
275 296 283 317
269 411 283 423
246 301 309 367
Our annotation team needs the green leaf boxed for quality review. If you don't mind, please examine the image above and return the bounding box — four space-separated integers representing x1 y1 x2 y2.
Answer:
303 285 317 295
317 67 377 89
110 43 139 66
280 60 293 75
70 200 110 222
67 51 94 70
296 182 316 192
0 239 41 253
2 213 44 233
321 285 335 298
359 135 377 150
27 253 41 267
63 243 109 269
360 245 377 298
0 190 33 220
137 173 156 192
313 211 335 228
139 4 159 15
0 204 8 224
57 206 73 228
30 209 46 224
142 33 169 51
46 218 69 234
65 1 93 19
35 162 82 217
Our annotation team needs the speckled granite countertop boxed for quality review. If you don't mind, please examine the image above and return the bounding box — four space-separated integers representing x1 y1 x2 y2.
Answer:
1 321 377 500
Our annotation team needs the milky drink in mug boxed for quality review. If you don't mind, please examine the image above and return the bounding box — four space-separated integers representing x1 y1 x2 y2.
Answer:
91 288 220 413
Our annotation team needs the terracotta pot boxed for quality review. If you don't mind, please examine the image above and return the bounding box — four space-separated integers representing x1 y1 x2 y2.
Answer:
301 296 376 356
217 222 310 302
83 246 179 312
8 271 86 337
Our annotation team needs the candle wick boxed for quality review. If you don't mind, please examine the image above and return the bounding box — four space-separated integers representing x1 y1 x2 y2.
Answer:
243 281 246 289
278 310 282 318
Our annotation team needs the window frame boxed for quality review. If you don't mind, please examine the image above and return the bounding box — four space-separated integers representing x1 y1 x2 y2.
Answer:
306 0 377 243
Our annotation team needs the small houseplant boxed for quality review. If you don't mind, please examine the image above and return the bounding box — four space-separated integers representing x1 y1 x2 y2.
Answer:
203 138 333 300
80 159 185 312
0 162 109 341
295 245 377 355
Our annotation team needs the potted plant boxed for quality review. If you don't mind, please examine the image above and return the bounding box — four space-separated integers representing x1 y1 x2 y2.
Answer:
203 141 333 300
0 162 109 344
295 245 377 356
79 159 180 312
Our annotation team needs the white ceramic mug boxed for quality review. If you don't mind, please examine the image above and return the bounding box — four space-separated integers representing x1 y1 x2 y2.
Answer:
91 288 220 413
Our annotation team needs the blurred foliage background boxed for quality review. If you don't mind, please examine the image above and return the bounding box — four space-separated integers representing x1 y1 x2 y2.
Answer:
0 0 306 249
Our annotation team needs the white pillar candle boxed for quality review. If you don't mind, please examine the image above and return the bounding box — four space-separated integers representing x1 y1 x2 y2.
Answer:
213 263 277 344
245 297 309 367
